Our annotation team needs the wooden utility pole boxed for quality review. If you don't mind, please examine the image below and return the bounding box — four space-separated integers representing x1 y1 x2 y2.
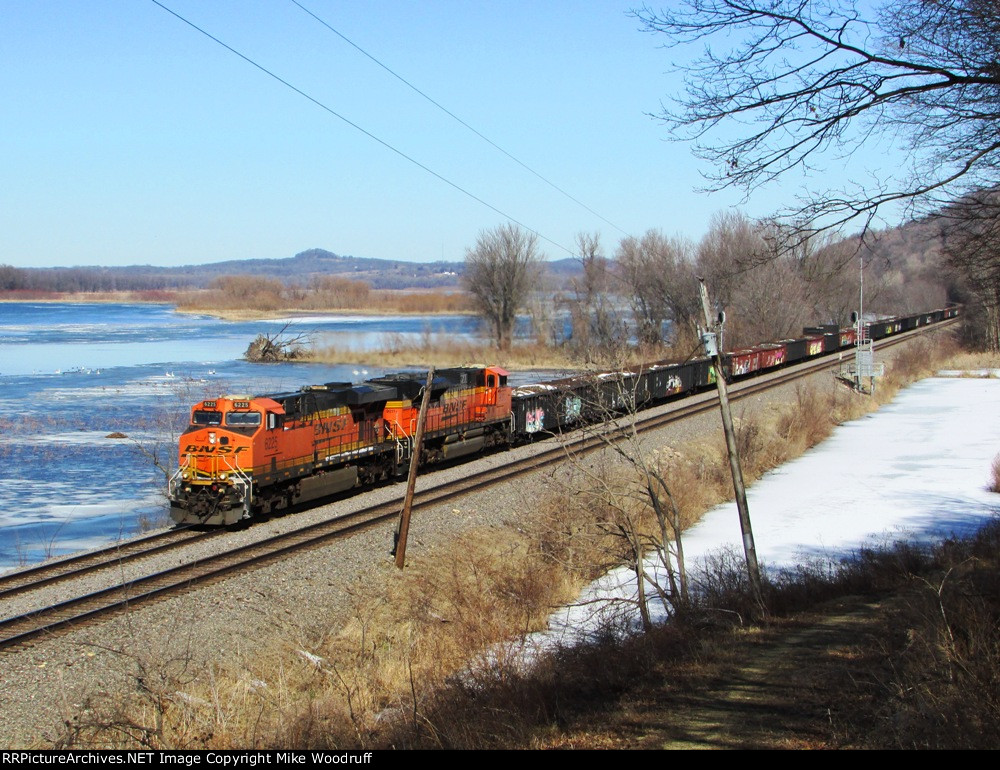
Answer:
393 367 434 569
697 278 765 612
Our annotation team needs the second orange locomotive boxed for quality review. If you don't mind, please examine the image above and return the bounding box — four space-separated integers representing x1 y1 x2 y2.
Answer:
169 367 511 525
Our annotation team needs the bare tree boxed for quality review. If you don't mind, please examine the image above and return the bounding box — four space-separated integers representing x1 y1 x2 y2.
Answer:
557 370 692 630
692 211 895 345
616 230 699 348
693 211 807 345
796 234 869 325
462 223 542 351
565 232 623 361
695 211 770 309
635 1 1000 238
727 254 812 347
941 192 1000 348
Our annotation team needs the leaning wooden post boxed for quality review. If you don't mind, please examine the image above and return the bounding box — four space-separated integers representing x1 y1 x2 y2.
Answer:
697 279 765 614
393 367 434 569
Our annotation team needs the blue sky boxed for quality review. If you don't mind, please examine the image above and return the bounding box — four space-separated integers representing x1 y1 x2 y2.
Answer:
1 1 895 268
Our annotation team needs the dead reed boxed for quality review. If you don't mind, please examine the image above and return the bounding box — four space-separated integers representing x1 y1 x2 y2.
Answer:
175 278 475 318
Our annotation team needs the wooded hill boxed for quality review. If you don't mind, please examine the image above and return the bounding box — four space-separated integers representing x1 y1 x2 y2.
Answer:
0 220 955 302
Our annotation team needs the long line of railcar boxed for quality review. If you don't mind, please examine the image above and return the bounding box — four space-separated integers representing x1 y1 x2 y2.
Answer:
169 306 959 525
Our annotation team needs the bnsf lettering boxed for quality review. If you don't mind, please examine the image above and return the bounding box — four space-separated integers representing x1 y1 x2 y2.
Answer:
314 417 350 436
183 444 248 454
441 400 463 417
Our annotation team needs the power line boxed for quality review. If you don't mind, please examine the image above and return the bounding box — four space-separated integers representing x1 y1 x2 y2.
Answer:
290 0 629 237
148 0 574 256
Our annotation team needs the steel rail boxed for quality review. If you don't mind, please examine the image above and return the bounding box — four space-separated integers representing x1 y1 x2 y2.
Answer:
0 526 211 600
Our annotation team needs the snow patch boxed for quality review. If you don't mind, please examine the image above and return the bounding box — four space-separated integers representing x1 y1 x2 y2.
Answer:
532 376 1000 647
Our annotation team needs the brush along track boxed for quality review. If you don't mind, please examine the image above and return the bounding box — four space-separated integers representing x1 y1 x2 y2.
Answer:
0 320 955 651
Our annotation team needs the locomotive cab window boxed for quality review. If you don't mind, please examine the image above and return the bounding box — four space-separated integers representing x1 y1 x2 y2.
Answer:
226 411 261 427
192 410 222 426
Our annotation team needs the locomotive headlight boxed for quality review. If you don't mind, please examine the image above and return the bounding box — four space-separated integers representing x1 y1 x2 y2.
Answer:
208 432 216 444
219 472 228 480
181 472 190 480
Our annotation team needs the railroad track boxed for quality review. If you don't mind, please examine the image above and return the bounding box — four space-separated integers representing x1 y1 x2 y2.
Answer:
0 319 956 651
0 526 210 601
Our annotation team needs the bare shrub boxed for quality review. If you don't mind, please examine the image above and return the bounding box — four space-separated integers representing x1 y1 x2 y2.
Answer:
775 385 837 456
732 411 765 479
687 546 764 627
836 522 1000 749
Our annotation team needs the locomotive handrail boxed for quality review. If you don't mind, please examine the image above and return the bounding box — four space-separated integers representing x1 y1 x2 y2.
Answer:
388 419 412 465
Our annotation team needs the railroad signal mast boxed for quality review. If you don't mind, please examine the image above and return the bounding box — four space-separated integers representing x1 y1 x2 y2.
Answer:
856 252 885 394
840 252 884 394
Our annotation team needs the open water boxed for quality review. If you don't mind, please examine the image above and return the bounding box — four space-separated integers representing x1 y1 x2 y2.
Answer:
0 302 492 568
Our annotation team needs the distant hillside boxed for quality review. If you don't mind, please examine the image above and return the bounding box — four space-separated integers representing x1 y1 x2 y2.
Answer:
848 216 952 313
2 248 587 293
195 248 465 289
862 217 945 276
5 224 951 301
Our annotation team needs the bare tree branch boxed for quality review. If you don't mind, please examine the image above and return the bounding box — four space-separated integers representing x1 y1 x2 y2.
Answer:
635 0 1000 234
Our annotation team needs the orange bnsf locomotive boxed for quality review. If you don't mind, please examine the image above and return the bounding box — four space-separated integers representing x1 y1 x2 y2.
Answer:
169 367 511 525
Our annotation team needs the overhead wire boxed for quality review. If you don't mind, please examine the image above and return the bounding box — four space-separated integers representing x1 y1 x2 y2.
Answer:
289 0 629 237
148 0 575 256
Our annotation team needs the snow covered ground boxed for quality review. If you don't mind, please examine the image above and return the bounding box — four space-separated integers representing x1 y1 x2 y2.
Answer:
537 375 1000 644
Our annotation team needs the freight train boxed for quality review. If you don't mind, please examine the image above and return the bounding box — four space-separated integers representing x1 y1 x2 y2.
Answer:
168 306 959 525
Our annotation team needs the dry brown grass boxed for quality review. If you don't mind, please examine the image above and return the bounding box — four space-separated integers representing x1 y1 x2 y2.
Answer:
401 519 1000 750
935 349 1000 372
309 333 698 369
308 337 645 370
56 528 581 749
175 277 475 318
823 521 1000 749
0 290 181 304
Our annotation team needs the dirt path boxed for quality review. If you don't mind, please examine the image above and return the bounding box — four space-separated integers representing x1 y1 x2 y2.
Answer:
551 597 883 749
664 603 876 749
